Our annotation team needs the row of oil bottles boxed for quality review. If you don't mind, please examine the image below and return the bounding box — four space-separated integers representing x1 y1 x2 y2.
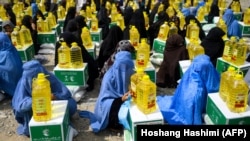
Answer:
11 25 33 49
219 66 249 113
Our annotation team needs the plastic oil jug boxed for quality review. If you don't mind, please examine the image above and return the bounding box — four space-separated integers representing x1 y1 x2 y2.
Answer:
219 66 237 101
19 25 32 45
58 42 71 68
129 26 140 48
197 6 205 22
186 19 195 39
243 8 250 25
226 72 249 113
231 39 248 66
166 6 175 18
116 14 125 30
157 3 164 14
44 18 51 32
189 22 200 41
70 42 84 68
91 0 96 13
136 75 157 114
47 12 57 28
111 3 118 22
158 22 169 41
222 36 237 62
91 14 99 31
86 6 92 19
130 68 145 104
168 22 178 37
177 11 185 30
57 5 66 19
216 18 228 40
190 39 204 61
136 38 150 69
37 17 44 32
11 27 22 49
143 11 149 29
81 27 93 48
32 73 52 121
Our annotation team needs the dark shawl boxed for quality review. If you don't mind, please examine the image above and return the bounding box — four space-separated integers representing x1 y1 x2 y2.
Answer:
207 4 220 23
97 25 123 69
97 6 111 40
55 32 99 90
4 3 16 26
156 34 189 88
63 6 76 32
200 27 225 67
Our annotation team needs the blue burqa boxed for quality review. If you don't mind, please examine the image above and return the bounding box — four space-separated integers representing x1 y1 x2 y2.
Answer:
157 55 220 125
0 32 23 97
79 51 134 133
223 9 242 38
12 60 77 136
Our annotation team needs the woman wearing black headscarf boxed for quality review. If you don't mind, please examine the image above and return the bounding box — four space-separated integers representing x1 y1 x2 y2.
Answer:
148 0 169 26
97 25 123 70
74 15 88 44
207 3 220 23
55 32 99 91
200 27 225 67
156 34 189 88
97 5 111 40
123 6 134 28
182 15 206 41
63 6 76 32
4 3 16 26
147 11 169 49
22 15 39 55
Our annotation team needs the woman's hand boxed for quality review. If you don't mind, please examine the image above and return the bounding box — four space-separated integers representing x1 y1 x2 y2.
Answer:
122 91 130 102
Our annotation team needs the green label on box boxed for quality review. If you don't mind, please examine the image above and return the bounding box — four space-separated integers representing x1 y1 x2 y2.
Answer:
18 44 35 62
153 39 166 54
91 33 102 42
109 22 117 28
234 13 242 21
52 24 61 36
38 32 57 44
240 24 250 35
30 125 64 141
54 70 86 86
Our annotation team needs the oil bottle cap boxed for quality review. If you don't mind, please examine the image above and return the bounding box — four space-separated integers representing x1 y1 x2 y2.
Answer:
142 75 150 81
61 42 67 46
228 66 236 71
71 42 78 47
36 73 47 85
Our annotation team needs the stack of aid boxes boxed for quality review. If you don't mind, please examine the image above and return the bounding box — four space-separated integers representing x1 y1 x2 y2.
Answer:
29 100 72 141
17 43 35 63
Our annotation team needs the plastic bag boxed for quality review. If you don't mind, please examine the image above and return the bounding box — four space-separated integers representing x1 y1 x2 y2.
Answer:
118 97 131 130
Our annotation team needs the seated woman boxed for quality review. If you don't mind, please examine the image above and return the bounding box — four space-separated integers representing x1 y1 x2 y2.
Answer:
223 9 242 38
0 32 23 99
156 34 189 89
200 27 225 67
12 60 77 136
79 50 134 132
157 54 220 125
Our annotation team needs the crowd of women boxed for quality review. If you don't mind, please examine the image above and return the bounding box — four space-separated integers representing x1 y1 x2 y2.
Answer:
0 0 248 138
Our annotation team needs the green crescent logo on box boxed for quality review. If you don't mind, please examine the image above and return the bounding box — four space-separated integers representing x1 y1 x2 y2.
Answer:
43 129 50 137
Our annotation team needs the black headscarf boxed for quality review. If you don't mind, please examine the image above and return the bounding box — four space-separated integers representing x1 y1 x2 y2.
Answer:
63 6 76 32
55 32 99 91
97 6 111 40
4 3 16 26
97 25 123 69
123 6 134 27
207 4 220 23
200 27 225 67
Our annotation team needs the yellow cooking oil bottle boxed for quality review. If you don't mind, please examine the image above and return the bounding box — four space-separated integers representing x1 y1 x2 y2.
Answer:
116 14 125 31
58 42 71 68
86 6 92 19
186 19 195 39
11 27 23 49
219 66 237 101
189 22 200 41
243 8 250 25
216 18 228 40
47 12 57 28
168 22 178 37
32 73 52 121
57 5 66 19
143 11 149 30
70 42 84 68
231 39 248 66
191 39 204 61
136 38 150 69
166 6 175 18
111 3 118 22
129 26 140 48
136 75 157 114
157 3 164 13
81 27 93 48
197 6 205 22
130 68 146 104
37 17 44 32
91 14 99 32
226 72 249 113
20 25 33 45
222 36 237 62
158 22 169 41
177 11 185 30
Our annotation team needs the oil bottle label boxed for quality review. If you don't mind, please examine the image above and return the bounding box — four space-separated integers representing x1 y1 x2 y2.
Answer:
148 93 155 109
34 97 47 116
131 82 136 99
234 93 245 108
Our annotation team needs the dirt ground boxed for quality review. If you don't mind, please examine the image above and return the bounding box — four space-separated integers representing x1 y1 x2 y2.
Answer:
1 0 249 141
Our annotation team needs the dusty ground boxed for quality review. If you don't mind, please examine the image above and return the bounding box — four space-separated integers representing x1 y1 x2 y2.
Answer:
1 0 249 141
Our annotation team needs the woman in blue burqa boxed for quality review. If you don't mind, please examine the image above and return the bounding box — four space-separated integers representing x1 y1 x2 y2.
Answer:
157 54 220 124
79 51 134 132
223 9 242 38
0 32 23 98
12 60 77 136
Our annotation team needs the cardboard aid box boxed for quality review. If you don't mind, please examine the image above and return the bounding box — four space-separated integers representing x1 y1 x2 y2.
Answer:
216 57 250 76
54 63 89 86
37 30 57 45
206 93 250 125
29 100 70 141
179 60 191 78
90 28 102 43
152 38 166 54
128 103 164 141
238 21 250 37
85 42 96 59
17 43 35 62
